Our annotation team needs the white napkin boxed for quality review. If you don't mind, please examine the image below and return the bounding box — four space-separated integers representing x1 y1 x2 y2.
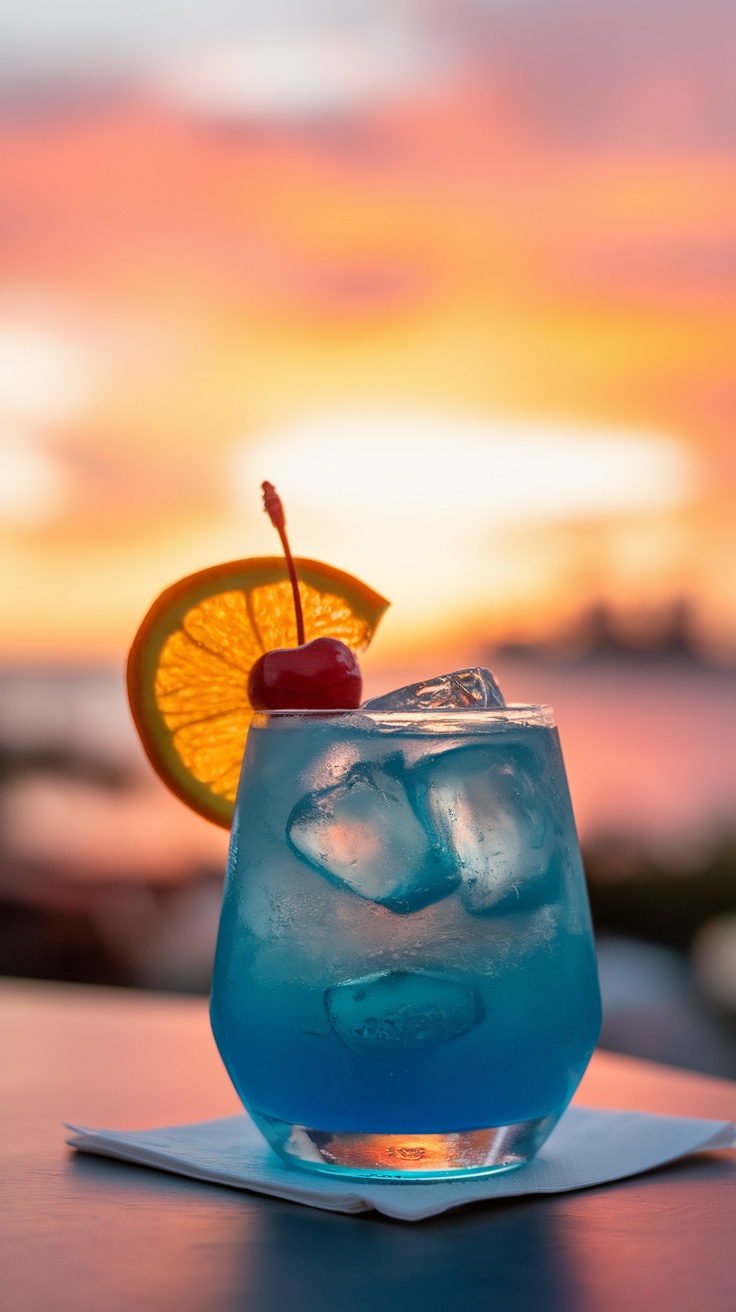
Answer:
66 1104 736 1221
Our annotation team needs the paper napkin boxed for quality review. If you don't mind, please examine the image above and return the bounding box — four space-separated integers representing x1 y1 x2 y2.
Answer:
66 1104 736 1221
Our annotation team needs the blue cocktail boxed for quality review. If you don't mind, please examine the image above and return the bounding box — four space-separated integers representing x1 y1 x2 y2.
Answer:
210 701 601 1179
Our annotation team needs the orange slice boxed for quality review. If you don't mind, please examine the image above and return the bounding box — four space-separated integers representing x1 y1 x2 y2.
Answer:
127 557 389 829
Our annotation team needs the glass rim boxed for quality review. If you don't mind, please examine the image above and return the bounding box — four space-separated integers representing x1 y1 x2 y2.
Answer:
251 704 555 730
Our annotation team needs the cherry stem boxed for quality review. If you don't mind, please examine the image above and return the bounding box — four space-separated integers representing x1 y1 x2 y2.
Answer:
261 481 305 645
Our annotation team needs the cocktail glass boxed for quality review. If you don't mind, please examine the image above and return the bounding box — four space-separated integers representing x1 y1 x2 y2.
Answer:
210 704 601 1180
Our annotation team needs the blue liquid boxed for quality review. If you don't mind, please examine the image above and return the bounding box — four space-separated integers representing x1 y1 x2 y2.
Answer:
211 710 601 1141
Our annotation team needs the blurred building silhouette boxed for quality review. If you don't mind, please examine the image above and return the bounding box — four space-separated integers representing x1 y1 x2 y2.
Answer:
493 599 719 667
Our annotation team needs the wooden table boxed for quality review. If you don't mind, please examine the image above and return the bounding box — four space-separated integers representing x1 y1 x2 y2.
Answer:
2 978 735 1312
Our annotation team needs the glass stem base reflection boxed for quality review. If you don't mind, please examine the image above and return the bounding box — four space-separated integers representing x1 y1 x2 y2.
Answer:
251 1109 560 1180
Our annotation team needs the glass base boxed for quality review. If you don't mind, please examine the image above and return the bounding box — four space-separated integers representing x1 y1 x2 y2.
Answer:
251 1110 560 1181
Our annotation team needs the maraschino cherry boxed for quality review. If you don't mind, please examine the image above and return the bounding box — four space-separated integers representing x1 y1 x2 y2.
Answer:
247 482 362 710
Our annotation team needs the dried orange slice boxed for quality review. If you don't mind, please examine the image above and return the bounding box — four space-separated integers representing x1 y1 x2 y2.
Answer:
127 557 389 828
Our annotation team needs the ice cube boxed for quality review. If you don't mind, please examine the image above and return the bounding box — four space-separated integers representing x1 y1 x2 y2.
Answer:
325 969 484 1059
416 745 555 916
287 758 458 914
362 667 505 712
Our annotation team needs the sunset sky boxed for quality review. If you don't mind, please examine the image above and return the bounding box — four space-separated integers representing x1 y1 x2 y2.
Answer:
1 0 735 668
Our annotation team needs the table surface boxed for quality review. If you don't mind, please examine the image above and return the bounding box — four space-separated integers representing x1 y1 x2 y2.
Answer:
2 978 735 1312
